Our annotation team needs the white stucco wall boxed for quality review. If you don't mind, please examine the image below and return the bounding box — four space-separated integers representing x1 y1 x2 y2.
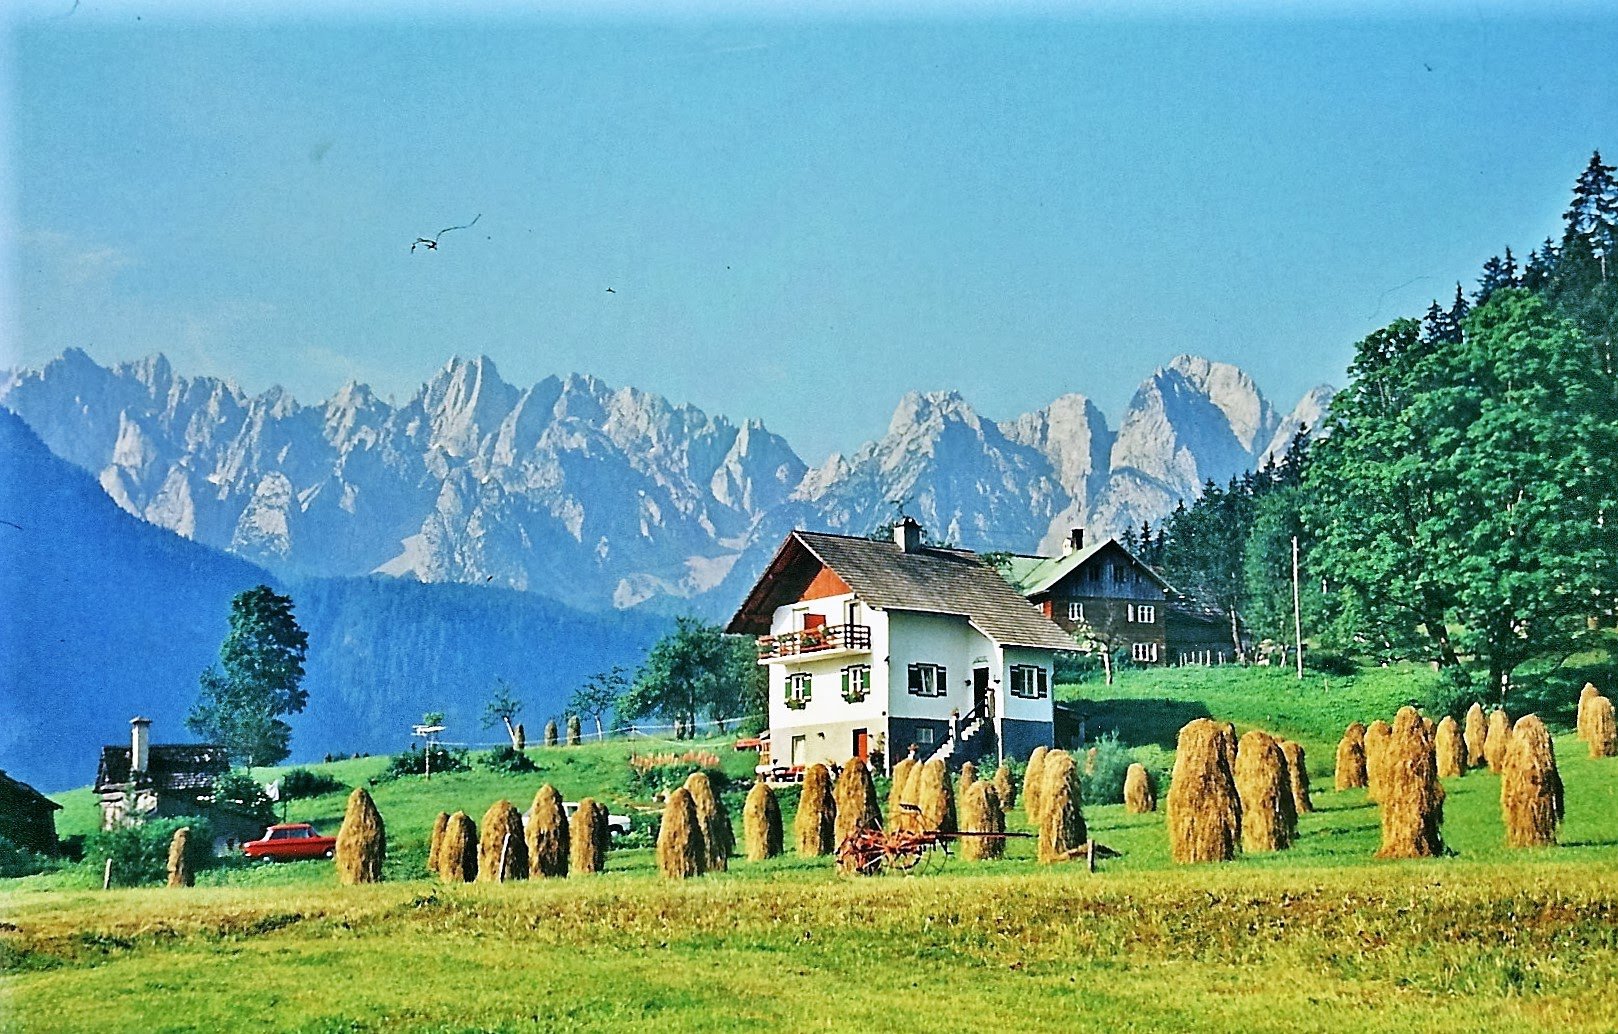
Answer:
999 645 1058 724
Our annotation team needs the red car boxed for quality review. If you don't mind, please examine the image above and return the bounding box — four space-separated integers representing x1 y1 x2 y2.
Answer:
243 823 337 862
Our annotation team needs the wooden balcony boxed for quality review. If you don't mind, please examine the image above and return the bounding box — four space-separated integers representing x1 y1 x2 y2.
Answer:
757 623 872 662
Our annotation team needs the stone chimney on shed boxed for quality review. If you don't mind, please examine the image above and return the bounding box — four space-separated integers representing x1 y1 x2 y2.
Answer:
130 716 151 775
1062 528 1084 557
894 516 924 554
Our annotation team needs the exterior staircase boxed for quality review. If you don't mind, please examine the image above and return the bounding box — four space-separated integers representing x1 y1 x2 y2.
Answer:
931 709 995 769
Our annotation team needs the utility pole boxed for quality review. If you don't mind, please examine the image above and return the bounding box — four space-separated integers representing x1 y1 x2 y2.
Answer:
1292 536 1304 680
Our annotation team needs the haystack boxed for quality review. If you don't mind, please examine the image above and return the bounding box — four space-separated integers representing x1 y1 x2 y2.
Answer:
439 812 478 882
1280 740 1312 814
1484 708 1511 772
914 758 956 833
1587 695 1617 759
1123 763 1156 814
1577 682 1601 741
887 758 918 816
958 781 1005 861
1037 750 1087 863
833 759 883 845
683 771 733 872
566 714 583 747
1364 719 1393 802
1236 730 1295 852
1024 746 1050 825
991 762 1017 813
1375 706 1444 859
166 826 193 888
1434 716 1467 778
335 787 386 884
544 720 559 747
743 780 783 861
657 786 705 879
794 763 835 856
427 811 450 876
1463 702 1486 768
477 799 529 882
1166 718 1241 864
570 797 607 874
958 761 978 799
1501 714 1564 848
1334 721 1368 790
526 784 570 878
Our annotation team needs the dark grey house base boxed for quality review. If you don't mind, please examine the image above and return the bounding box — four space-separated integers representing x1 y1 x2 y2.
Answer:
998 718 1053 764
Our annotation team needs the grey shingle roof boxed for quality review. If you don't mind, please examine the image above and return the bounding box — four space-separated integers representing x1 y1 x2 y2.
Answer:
731 530 1075 651
95 744 229 794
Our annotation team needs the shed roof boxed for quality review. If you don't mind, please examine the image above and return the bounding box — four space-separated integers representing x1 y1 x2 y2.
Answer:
726 530 1075 651
95 744 229 795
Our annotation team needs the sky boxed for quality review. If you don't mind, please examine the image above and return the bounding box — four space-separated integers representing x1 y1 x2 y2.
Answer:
4 2 1616 463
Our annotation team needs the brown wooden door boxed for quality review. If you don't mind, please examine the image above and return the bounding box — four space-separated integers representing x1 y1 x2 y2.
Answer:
853 728 868 761
803 613 827 629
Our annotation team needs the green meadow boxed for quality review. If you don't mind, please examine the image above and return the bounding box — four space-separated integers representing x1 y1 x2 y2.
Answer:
7 666 1618 1032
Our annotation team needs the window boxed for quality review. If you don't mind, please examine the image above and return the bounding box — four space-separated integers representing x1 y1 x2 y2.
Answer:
1067 601 1084 622
1010 664 1049 699
907 663 946 697
1138 605 1155 624
1131 642 1160 663
1112 564 1127 585
841 664 871 703
917 727 936 745
785 672 812 710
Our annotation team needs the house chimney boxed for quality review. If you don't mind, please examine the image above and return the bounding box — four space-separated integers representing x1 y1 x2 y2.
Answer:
1063 528 1084 556
894 516 924 554
130 717 151 774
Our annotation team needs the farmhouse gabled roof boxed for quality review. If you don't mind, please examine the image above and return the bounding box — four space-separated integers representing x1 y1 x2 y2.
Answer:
999 538 1175 598
726 530 1076 651
95 744 229 795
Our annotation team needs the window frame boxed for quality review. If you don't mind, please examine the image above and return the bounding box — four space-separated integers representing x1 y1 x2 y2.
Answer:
1067 601 1084 622
1131 641 1160 663
907 663 947 698
1009 664 1050 699
785 672 812 709
841 664 871 703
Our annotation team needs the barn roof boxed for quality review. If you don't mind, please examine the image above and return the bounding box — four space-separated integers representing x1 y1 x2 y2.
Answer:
726 530 1075 651
95 744 229 794
0 770 62 812
999 538 1175 598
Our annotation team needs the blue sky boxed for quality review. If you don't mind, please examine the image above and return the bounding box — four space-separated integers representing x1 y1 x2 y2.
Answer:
5 3 1615 462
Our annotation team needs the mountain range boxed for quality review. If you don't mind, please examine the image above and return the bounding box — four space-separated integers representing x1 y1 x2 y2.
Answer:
1 349 1332 619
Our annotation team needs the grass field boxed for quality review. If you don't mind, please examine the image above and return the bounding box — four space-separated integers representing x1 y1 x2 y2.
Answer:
7 668 1618 1032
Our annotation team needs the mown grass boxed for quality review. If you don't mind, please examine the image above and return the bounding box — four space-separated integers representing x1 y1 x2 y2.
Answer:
13 666 1618 1031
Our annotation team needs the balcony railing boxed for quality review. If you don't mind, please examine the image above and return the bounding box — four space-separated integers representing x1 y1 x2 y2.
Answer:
757 623 872 660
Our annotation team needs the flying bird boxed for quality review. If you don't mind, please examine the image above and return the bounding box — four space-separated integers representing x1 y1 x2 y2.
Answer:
605 287 616 294
412 213 481 253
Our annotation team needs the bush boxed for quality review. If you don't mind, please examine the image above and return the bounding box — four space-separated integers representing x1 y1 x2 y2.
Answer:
0 835 61 878
85 816 213 887
378 745 470 781
627 752 727 795
1076 733 1170 807
213 772 274 822
1305 649 1359 677
479 746 539 774
278 768 346 800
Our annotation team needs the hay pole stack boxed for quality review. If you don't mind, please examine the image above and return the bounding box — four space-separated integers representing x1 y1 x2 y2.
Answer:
794 763 835 857
1577 683 1601 741
1166 718 1242 864
1588 694 1617 759
833 759 884 847
1364 720 1393 802
1236 731 1296 853
1123 763 1156 814
684 771 733 873
478 800 529 882
438 812 478 882
166 827 193 888
743 780 783 861
1023 746 1050 827
914 758 956 835
1279 740 1312 815
1037 750 1087 863
1501 714 1564 848
887 758 918 818
1374 706 1444 859
570 798 608 875
335 787 386 885
657 786 705 879
1335 722 1368 790
427 812 450 877
526 784 570 878
958 781 1006 861
1483 708 1511 773
1463 703 1487 769
990 762 1017 813
1434 716 1467 778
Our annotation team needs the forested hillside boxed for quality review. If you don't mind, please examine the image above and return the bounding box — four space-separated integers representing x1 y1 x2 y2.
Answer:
1144 153 1618 701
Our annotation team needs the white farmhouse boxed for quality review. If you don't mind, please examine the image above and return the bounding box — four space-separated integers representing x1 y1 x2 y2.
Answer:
725 518 1074 774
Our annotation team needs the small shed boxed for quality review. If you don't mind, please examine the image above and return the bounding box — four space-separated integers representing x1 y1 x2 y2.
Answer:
0 769 63 855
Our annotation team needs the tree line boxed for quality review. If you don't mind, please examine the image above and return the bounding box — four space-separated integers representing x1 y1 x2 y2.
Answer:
1142 152 1618 701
